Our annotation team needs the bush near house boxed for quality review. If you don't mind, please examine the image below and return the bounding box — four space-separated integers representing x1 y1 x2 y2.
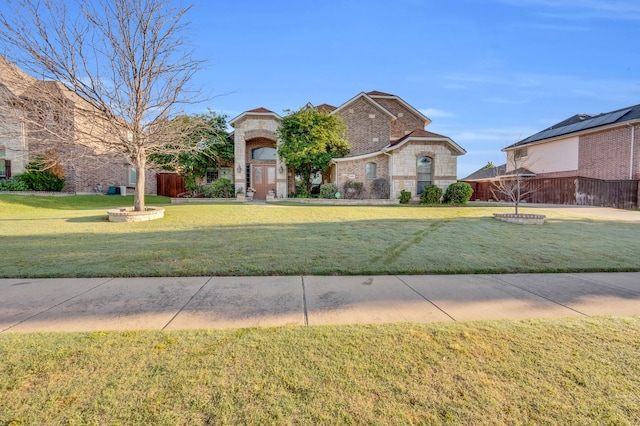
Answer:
399 189 412 204
194 178 234 198
421 184 443 204
444 182 473 204
0 176 30 191
20 155 66 192
319 183 338 199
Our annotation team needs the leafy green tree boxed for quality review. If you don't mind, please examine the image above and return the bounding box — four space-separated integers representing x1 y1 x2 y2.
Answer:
277 107 350 195
153 111 233 190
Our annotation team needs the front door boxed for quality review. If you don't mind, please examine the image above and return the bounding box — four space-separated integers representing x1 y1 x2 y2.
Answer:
251 165 276 199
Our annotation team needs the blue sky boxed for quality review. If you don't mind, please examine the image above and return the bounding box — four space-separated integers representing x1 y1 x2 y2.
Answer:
190 0 639 177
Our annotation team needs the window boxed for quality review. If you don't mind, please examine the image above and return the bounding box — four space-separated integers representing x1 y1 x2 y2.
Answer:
0 160 5 178
0 146 5 157
514 147 528 161
417 156 432 194
251 147 277 160
127 166 137 186
206 168 218 183
366 162 377 179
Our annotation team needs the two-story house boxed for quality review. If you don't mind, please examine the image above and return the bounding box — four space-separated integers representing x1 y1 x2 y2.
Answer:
463 103 640 208
231 91 465 200
0 57 157 194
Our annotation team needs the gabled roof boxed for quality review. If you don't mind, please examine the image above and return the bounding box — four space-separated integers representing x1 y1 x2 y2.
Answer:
366 90 431 126
461 164 536 181
331 92 397 120
316 103 337 113
229 107 282 127
507 103 640 149
385 129 466 155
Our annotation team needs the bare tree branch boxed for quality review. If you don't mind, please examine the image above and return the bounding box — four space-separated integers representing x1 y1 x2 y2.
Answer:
0 0 207 211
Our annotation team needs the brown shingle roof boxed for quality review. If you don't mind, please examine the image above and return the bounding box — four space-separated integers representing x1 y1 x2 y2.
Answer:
390 129 448 146
246 107 275 113
316 103 337 112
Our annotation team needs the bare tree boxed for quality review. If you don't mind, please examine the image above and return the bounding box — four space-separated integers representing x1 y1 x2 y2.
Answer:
490 149 537 214
0 0 206 211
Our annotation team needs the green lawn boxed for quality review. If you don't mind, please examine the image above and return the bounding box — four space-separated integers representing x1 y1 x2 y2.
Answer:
1 194 640 277
1 317 639 424
2 195 640 424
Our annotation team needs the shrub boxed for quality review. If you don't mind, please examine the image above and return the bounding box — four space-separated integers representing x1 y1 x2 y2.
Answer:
343 180 366 199
421 184 443 204
443 182 473 204
196 178 234 198
399 189 412 204
21 156 66 191
211 178 234 198
371 178 389 199
0 175 29 191
319 183 338 199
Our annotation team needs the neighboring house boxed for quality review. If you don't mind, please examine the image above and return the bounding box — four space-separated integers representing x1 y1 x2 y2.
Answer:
231 91 466 200
0 57 157 194
463 103 640 208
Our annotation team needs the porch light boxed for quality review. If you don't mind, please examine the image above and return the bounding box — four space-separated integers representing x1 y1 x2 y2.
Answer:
279 165 284 174
236 164 242 173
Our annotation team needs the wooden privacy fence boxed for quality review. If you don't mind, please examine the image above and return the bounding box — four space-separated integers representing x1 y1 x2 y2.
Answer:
466 177 638 209
156 172 186 198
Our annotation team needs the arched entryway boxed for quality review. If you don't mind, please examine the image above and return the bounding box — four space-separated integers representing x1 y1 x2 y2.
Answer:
246 138 277 199
229 108 288 199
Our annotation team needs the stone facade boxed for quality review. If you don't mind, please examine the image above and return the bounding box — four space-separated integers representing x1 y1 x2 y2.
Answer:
389 141 459 199
230 110 287 198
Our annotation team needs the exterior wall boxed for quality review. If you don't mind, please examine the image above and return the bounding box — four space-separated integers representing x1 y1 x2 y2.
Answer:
371 97 425 140
579 126 634 180
336 97 391 156
332 153 389 197
0 106 27 176
508 136 579 174
232 114 287 197
390 141 458 200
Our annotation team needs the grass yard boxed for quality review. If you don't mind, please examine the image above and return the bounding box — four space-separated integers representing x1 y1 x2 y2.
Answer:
1 317 639 424
1 194 640 277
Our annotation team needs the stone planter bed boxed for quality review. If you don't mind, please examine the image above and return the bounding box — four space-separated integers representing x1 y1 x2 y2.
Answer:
107 206 165 222
170 197 243 204
290 198 400 205
493 213 546 225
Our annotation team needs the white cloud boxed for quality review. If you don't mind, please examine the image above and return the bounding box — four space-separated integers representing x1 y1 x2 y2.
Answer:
419 108 455 118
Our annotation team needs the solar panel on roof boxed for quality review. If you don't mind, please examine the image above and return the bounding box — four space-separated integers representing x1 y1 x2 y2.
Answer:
520 108 632 145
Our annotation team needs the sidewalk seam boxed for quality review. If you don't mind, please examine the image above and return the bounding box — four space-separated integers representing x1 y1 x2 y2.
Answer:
301 276 309 326
395 276 456 321
490 275 589 317
568 273 640 296
162 277 213 331
1 278 114 333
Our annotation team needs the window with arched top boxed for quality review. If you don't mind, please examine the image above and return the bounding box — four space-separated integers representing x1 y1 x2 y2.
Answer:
366 162 377 179
251 147 277 160
417 156 432 194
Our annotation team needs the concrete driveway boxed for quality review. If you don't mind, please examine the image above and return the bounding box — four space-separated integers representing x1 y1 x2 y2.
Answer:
1 272 639 332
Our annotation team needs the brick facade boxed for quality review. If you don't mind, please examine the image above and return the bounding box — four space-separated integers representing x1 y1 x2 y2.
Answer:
336 97 392 156
370 97 426 140
579 126 635 180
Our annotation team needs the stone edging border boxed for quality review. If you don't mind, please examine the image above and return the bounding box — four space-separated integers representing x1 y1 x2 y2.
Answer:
493 213 546 225
107 206 165 222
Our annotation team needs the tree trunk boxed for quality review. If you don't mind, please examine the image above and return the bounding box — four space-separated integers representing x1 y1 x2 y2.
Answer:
134 155 146 212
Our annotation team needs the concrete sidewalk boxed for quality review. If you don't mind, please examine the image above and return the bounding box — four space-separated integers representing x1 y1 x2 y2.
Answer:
1 273 639 333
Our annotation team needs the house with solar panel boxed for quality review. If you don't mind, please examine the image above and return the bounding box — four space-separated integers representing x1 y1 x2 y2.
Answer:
231 91 466 200
462 103 640 208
